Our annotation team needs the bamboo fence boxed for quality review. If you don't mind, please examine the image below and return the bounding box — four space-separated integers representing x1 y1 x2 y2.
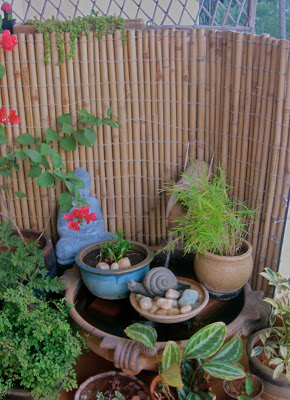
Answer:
0 29 289 293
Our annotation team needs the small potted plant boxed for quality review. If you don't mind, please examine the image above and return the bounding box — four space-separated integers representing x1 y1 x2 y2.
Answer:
0 220 85 399
125 321 246 400
1 3 16 33
246 268 290 400
74 371 149 400
223 373 264 400
164 160 257 297
75 229 154 299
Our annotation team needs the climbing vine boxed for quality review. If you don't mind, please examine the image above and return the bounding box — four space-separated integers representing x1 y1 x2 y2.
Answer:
27 11 127 65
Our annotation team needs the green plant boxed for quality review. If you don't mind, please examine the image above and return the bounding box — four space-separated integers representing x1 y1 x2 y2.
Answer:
125 322 245 400
165 162 256 256
0 220 85 399
0 107 120 238
225 374 254 400
101 229 132 263
251 268 290 381
27 11 127 65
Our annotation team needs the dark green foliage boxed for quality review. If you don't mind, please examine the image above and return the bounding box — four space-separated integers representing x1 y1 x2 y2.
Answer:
27 11 127 65
0 221 85 399
101 229 132 263
255 0 290 39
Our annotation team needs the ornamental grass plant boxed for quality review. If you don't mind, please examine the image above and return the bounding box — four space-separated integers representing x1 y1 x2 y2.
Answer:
166 162 257 257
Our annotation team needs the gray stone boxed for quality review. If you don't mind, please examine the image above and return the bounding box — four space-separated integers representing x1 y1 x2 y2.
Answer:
97 262 110 270
178 289 199 308
111 262 120 270
118 257 131 269
55 168 113 265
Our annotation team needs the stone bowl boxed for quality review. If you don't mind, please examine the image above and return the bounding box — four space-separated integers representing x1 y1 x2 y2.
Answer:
130 278 209 323
75 241 154 299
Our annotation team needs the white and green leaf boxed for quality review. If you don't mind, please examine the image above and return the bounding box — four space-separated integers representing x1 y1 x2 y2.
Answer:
211 336 242 363
124 323 157 348
203 361 245 380
161 341 181 373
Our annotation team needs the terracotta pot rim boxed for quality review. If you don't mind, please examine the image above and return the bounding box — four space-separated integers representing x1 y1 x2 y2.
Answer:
198 240 252 262
75 240 154 275
12 228 50 251
74 371 149 400
247 328 290 384
7 387 32 398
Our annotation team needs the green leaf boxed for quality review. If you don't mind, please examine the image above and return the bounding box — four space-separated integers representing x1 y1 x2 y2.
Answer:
16 133 35 145
203 361 245 380
15 191 27 198
259 334 267 346
51 151 63 169
65 170 78 180
84 127 97 145
59 192 73 212
124 323 157 348
102 117 118 129
75 129 91 147
77 109 98 124
177 386 190 400
161 363 183 388
0 125 7 144
245 376 253 395
65 180 74 193
211 336 242 363
53 170 65 180
107 107 113 117
263 298 279 308
15 150 26 161
280 344 287 359
24 150 42 163
251 347 263 357
183 322 227 359
28 165 42 178
40 143 53 156
273 362 285 379
45 128 59 143
58 113 72 125
0 157 8 167
238 396 251 400
61 121 74 134
161 341 181 373
60 136 76 151
36 172 55 187
41 155 50 169
0 63 6 79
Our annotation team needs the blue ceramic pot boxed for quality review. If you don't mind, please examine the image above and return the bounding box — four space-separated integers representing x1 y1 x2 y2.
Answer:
75 240 154 299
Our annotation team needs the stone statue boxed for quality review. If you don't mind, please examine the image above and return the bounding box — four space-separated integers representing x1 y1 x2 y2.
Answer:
55 167 113 265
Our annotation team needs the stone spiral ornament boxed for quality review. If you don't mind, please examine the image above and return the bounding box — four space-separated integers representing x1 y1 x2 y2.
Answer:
128 267 189 297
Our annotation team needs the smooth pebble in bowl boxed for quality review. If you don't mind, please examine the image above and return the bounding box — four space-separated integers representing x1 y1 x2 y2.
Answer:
178 289 199 308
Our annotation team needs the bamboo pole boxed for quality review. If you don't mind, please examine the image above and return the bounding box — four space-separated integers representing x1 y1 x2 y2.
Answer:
205 30 210 163
175 30 183 176
255 39 287 291
214 31 223 170
170 28 177 182
128 29 143 242
114 30 131 239
182 30 189 162
143 30 156 245
99 35 116 234
208 30 216 165
136 29 149 244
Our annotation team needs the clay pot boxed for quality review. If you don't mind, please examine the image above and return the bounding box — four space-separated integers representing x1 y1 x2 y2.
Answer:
74 371 150 400
246 329 290 400
4 388 32 400
223 373 263 400
194 240 253 296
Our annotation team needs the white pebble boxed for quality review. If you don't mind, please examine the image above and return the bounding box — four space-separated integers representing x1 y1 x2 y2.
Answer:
156 298 173 310
97 262 110 270
111 262 120 270
139 297 152 311
154 296 163 302
165 289 180 300
118 257 131 269
172 299 179 308
149 304 159 314
156 308 168 315
180 305 192 314
136 294 145 301
167 308 180 315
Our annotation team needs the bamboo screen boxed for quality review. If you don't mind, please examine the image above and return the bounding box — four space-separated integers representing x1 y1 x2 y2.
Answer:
0 29 289 293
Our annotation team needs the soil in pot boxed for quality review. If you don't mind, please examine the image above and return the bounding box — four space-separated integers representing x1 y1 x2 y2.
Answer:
223 374 263 400
83 248 146 268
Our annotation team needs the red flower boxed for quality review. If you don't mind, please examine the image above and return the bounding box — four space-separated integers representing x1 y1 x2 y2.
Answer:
1 3 12 13
0 30 18 52
68 221 80 231
0 107 8 124
8 110 20 124
84 212 97 224
64 212 74 222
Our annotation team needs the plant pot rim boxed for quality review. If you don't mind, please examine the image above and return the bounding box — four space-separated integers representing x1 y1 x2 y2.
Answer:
246 328 289 384
12 228 51 251
7 388 32 398
75 240 154 275
74 371 149 400
198 240 252 262
223 373 264 400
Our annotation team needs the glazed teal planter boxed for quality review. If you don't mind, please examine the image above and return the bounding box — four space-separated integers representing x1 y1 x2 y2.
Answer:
75 240 154 299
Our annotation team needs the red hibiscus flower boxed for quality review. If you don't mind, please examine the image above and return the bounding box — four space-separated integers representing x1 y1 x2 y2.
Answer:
0 30 18 52
1 3 12 13
68 221 80 231
0 107 8 124
8 110 20 124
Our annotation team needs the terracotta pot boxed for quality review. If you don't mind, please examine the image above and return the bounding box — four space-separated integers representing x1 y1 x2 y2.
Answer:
74 371 150 400
4 388 32 400
194 240 253 295
150 375 216 400
246 329 290 400
223 373 263 400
